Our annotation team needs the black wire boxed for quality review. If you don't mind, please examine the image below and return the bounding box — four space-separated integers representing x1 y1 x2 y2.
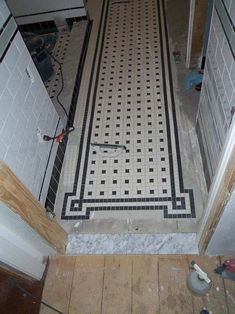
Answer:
49 52 70 120
43 47 75 140
8 278 64 314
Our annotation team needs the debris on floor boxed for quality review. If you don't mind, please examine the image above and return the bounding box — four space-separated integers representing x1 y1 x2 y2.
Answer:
214 258 235 281
173 51 181 64
184 71 203 90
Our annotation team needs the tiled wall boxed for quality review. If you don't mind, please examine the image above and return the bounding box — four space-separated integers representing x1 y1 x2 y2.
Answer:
6 0 86 25
196 0 235 188
203 0 235 255
224 0 235 17
0 0 61 203
0 0 9 27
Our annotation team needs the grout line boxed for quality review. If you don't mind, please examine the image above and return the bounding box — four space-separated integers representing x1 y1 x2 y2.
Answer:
100 255 106 314
219 256 230 314
67 257 77 314
157 257 161 313
187 256 195 314
130 257 133 314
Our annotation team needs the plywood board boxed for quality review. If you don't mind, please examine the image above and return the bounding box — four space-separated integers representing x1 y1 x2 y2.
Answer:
0 161 67 253
69 256 104 314
40 256 76 314
102 256 132 314
132 255 159 314
159 256 193 313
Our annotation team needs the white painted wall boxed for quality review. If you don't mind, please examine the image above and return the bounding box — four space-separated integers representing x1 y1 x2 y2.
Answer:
0 0 62 204
6 0 86 25
0 202 56 279
206 187 235 255
186 0 195 68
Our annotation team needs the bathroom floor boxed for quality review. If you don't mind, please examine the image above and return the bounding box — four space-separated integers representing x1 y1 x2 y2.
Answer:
41 255 234 314
44 31 71 101
54 0 207 233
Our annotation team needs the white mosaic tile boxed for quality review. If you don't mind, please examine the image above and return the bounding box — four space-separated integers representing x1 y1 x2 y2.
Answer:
62 145 78 186
45 30 71 99
61 0 195 220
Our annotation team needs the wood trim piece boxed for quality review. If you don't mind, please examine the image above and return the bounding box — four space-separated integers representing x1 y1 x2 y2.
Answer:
189 0 208 68
0 161 67 254
199 147 235 254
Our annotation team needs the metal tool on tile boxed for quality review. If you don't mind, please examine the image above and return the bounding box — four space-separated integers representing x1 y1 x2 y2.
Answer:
90 142 127 151
90 142 127 158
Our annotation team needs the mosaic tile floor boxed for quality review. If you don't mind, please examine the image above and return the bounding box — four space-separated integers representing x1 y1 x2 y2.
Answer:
61 0 195 220
44 30 71 109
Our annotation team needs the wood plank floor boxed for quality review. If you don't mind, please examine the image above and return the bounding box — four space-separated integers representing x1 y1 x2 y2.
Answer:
40 256 235 314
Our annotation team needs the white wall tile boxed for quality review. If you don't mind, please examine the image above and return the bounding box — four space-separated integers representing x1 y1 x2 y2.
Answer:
198 8 235 179
0 63 10 96
0 0 10 20
0 10 60 202
4 42 20 72
229 0 235 20
0 12 4 28
6 64 22 97
0 138 7 159
1 113 17 144
0 87 13 117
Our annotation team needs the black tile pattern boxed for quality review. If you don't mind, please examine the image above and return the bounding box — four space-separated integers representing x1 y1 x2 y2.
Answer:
196 119 211 190
44 21 92 210
19 20 58 34
61 0 196 220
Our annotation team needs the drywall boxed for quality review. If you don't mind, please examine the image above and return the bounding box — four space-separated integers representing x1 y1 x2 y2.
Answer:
0 202 56 279
0 0 62 204
206 187 235 255
6 0 86 25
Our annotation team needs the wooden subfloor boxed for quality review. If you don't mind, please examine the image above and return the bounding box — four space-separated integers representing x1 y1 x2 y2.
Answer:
40 256 235 314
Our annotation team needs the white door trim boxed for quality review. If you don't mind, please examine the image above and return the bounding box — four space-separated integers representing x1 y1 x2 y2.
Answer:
186 0 196 68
